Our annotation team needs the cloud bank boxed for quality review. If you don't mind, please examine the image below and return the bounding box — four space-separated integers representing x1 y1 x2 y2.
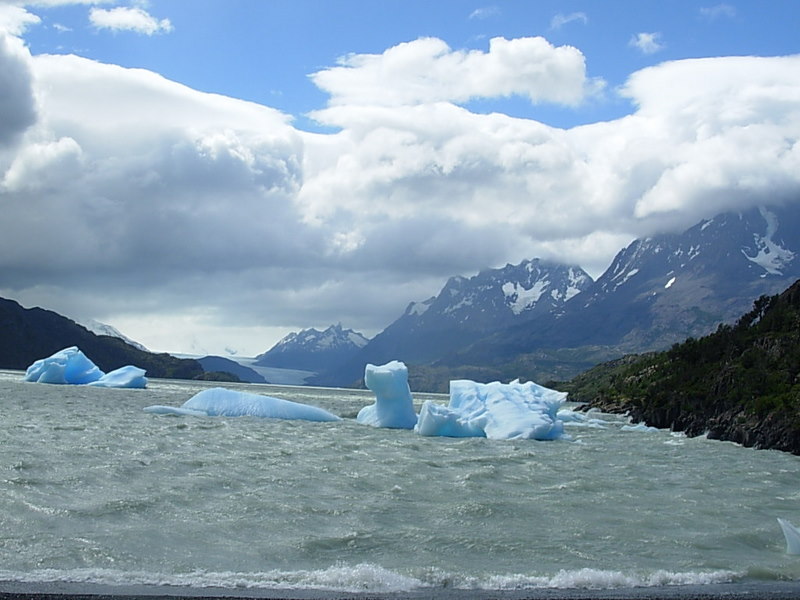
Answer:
0 24 799 354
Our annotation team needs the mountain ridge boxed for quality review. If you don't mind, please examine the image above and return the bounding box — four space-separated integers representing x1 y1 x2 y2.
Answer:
438 204 800 376
312 258 594 387
254 323 369 372
0 297 203 379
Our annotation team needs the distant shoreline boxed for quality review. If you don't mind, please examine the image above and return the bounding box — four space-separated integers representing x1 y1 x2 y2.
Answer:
4 580 800 600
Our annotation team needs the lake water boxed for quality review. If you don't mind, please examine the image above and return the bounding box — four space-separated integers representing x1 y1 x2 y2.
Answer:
1 370 800 594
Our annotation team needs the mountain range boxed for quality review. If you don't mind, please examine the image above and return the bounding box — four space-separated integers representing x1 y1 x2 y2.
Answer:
5 203 798 391
279 203 800 390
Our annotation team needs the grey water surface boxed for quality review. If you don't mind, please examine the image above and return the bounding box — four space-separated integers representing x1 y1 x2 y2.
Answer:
1 370 799 593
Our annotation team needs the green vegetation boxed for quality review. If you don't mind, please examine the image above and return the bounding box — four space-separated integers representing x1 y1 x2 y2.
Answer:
558 280 800 454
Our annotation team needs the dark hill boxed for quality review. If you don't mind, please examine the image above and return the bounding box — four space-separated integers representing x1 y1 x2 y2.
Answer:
0 297 202 379
560 279 800 455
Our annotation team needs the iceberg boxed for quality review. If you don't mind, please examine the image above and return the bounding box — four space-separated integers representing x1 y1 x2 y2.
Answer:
416 379 568 440
90 365 148 389
144 387 341 422
354 361 569 440
356 361 418 429
621 423 661 433
23 346 146 388
777 518 800 555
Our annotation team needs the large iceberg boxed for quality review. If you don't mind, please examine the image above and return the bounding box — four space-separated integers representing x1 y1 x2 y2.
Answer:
355 361 569 440
24 346 147 389
356 361 418 429
144 387 341 422
416 379 568 440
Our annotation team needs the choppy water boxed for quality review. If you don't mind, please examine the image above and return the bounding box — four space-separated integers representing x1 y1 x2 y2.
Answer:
1 370 800 593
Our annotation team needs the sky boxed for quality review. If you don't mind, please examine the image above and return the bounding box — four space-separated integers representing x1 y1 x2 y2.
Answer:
1 0 799 357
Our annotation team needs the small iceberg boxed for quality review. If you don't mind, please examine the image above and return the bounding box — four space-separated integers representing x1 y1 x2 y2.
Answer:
144 387 341 422
621 423 661 433
24 346 147 389
777 518 800 555
356 361 418 429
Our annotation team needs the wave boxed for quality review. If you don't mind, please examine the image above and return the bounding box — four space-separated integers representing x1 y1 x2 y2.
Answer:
0 564 744 593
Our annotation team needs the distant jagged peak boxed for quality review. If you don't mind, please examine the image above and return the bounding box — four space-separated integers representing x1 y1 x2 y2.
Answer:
419 257 594 322
268 322 368 353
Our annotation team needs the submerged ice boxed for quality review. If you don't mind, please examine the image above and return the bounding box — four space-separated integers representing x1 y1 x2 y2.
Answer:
23 346 147 388
144 387 341 422
777 518 800 555
356 360 569 440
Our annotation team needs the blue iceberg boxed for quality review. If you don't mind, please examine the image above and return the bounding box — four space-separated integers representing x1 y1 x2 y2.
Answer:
355 361 569 440
356 361 418 429
24 346 147 388
144 387 341 422
90 365 147 389
416 379 568 440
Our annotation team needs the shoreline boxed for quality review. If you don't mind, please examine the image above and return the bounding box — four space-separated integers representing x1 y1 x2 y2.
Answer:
3 581 800 600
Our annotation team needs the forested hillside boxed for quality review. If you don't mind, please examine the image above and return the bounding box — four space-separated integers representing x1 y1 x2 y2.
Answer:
561 279 800 454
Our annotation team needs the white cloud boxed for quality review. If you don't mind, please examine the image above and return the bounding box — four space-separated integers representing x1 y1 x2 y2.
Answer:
310 36 599 110
89 6 172 35
1 29 799 354
700 4 737 20
469 6 500 20
0 5 41 35
550 12 588 30
0 32 37 145
629 32 665 54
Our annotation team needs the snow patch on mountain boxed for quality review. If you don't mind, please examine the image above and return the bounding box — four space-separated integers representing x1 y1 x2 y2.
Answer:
742 208 796 276
406 298 434 317
81 319 150 352
503 279 548 315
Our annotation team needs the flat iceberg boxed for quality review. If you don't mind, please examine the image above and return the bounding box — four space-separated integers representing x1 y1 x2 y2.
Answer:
144 387 341 422
24 346 147 388
621 423 661 433
89 365 147 389
416 379 568 440
356 361 418 429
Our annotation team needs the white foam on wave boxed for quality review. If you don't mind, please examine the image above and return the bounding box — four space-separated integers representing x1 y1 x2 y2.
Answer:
0 565 423 593
481 568 741 590
0 565 743 593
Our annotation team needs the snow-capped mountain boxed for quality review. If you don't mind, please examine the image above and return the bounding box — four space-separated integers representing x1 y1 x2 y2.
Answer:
451 204 800 368
315 259 593 386
254 323 369 372
81 319 150 352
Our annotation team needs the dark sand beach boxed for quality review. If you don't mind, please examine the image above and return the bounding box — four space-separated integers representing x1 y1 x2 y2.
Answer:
3 581 800 600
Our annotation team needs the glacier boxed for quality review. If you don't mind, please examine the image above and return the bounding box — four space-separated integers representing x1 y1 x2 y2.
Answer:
357 361 418 429
144 387 341 421
356 360 569 440
23 346 147 388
